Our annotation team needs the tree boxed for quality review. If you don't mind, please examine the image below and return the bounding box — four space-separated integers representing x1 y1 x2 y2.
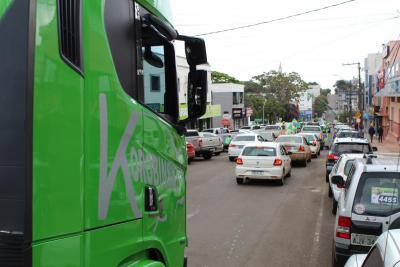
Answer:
313 95 328 116
245 71 308 122
211 71 241 84
334 80 352 94
321 88 331 96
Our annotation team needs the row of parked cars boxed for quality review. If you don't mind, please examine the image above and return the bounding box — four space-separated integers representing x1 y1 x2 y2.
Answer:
323 124 400 267
229 123 326 185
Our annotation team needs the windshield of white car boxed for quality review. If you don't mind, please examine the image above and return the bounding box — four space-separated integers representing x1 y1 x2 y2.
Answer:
333 143 371 154
265 126 280 130
353 172 400 216
233 136 256 142
184 131 199 137
337 132 360 138
242 147 276 156
301 135 316 142
302 126 321 132
276 136 302 144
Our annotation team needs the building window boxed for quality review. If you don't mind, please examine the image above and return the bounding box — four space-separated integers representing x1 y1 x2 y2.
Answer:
233 92 244 105
151 75 160 92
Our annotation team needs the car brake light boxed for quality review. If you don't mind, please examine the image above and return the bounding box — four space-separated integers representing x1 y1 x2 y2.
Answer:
336 216 351 239
198 139 203 148
312 140 317 145
236 158 243 165
229 143 236 147
273 158 282 166
299 145 305 152
327 153 339 160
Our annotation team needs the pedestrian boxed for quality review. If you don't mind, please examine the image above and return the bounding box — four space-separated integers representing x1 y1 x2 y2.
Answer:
368 125 376 143
378 125 384 143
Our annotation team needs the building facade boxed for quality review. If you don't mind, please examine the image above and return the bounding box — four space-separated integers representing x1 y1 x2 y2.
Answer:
211 83 245 129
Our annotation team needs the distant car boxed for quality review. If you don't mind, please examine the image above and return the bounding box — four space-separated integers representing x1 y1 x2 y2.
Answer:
332 156 400 266
344 229 400 267
298 133 320 157
275 135 312 167
301 125 324 147
186 142 195 164
326 138 376 182
228 133 265 161
328 153 365 214
199 132 224 155
256 131 276 142
264 125 284 137
184 130 215 160
235 142 291 185
335 130 363 140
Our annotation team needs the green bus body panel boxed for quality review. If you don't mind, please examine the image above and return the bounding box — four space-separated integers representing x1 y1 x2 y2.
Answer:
136 0 173 25
31 0 187 265
33 0 84 241
32 235 82 266
0 0 13 19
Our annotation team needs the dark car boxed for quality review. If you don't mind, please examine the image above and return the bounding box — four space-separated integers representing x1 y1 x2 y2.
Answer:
325 138 376 182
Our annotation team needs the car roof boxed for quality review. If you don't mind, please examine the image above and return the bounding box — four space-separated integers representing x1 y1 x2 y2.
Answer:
354 156 400 172
235 133 258 137
339 153 366 160
333 137 369 144
243 142 279 148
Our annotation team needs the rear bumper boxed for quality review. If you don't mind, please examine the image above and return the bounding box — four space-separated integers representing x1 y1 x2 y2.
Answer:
228 148 242 157
236 166 284 180
289 153 307 161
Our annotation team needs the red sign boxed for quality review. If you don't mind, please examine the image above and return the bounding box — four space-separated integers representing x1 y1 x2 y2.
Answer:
221 118 231 126
246 107 253 117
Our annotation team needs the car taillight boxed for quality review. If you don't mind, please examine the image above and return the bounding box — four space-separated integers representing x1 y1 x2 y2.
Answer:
198 139 203 148
312 140 317 145
273 158 282 166
229 143 236 147
327 153 339 160
299 145 305 152
236 158 243 165
336 216 351 239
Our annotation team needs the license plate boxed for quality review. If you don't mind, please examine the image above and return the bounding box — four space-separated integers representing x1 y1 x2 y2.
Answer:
252 170 264 175
351 233 377 246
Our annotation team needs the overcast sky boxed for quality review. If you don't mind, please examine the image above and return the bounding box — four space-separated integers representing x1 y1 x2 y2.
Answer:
171 0 399 89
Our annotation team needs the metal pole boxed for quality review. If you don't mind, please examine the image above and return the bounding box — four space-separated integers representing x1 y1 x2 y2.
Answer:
349 85 352 125
262 100 265 124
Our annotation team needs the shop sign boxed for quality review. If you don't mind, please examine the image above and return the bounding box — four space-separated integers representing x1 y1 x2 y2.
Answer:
232 108 243 119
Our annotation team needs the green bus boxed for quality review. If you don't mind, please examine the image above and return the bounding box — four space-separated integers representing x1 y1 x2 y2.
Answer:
0 0 207 266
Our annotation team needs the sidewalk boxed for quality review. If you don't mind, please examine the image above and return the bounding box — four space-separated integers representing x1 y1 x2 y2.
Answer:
372 135 400 154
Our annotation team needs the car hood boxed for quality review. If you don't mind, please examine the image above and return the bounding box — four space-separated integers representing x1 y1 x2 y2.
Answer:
344 254 367 267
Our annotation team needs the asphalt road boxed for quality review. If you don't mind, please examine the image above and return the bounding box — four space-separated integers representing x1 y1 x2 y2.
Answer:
186 150 335 267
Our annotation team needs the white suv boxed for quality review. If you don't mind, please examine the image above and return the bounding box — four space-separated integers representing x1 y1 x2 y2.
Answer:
332 156 400 266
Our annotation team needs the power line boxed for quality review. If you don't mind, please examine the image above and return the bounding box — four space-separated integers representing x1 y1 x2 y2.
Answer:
195 0 357 36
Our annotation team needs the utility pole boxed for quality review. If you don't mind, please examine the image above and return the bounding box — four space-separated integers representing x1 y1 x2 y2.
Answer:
343 62 363 126
262 99 266 124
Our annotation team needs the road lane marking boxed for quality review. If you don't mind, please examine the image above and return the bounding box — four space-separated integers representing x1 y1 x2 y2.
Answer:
187 209 200 220
309 185 325 266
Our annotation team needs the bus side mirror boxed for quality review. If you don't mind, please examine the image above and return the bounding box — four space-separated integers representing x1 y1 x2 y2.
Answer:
179 35 208 66
187 70 207 119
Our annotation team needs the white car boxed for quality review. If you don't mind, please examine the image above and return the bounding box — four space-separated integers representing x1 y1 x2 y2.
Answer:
345 229 400 267
298 133 320 157
228 133 265 161
328 154 365 214
332 156 400 266
235 142 292 185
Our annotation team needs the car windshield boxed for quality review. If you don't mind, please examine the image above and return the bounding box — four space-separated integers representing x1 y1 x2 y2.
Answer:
242 147 276 156
343 160 354 176
353 172 400 216
302 135 316 142
276 136 302 144
233 135 256 142
265 126 280 130
333 143 371 154
258 132 274 141
337 132 360 138
302 126 321 132
184 131 199 137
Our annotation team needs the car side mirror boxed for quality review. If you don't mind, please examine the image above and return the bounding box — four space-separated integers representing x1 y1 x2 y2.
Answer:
331 175 345 187
372 147 378 152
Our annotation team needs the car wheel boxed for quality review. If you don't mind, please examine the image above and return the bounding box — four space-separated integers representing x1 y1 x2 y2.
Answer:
215 152 221 156
229 156 236 162
326 172 329 183
236 178 244 185
307 155 311 162
332 199 338 215
318 150 320 156
203 153 212 160
286 168 291 177
328 185 333 198
188 158 192 165
278 172 285 186
302 159 307 167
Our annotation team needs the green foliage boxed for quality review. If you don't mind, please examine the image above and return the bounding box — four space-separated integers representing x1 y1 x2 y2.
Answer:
211 71 241 84
338 111 351 123
313 95 328 116
321 88 331 96
244 71 308 122
334 80 353 94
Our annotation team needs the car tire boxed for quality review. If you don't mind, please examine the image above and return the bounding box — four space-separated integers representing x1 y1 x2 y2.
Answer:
302 159 307 167
215 152 221 156
278 172 285 186
229 156 236 162
326 172 329 183
203 153 212 160
307 156 311 162
236 178 244 185
286 168 291 177
188 158 192 165
328 185 333 198
318 151 320 156
332 199 338 215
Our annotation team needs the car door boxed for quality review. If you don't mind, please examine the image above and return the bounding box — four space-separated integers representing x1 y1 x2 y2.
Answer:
280 145 290 174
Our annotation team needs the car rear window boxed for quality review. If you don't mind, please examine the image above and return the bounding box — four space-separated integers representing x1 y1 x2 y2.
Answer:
353 172 400 216
184 131 199 137
276 136 302 143
302 135 316 142
202 129 213 133
337 132 360 138
258 132 274 141
302 126 321 132
234 135 256 142
333 143 371 154
242 147 276 156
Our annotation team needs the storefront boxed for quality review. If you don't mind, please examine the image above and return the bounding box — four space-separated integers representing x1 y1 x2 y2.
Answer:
180 103 221 130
